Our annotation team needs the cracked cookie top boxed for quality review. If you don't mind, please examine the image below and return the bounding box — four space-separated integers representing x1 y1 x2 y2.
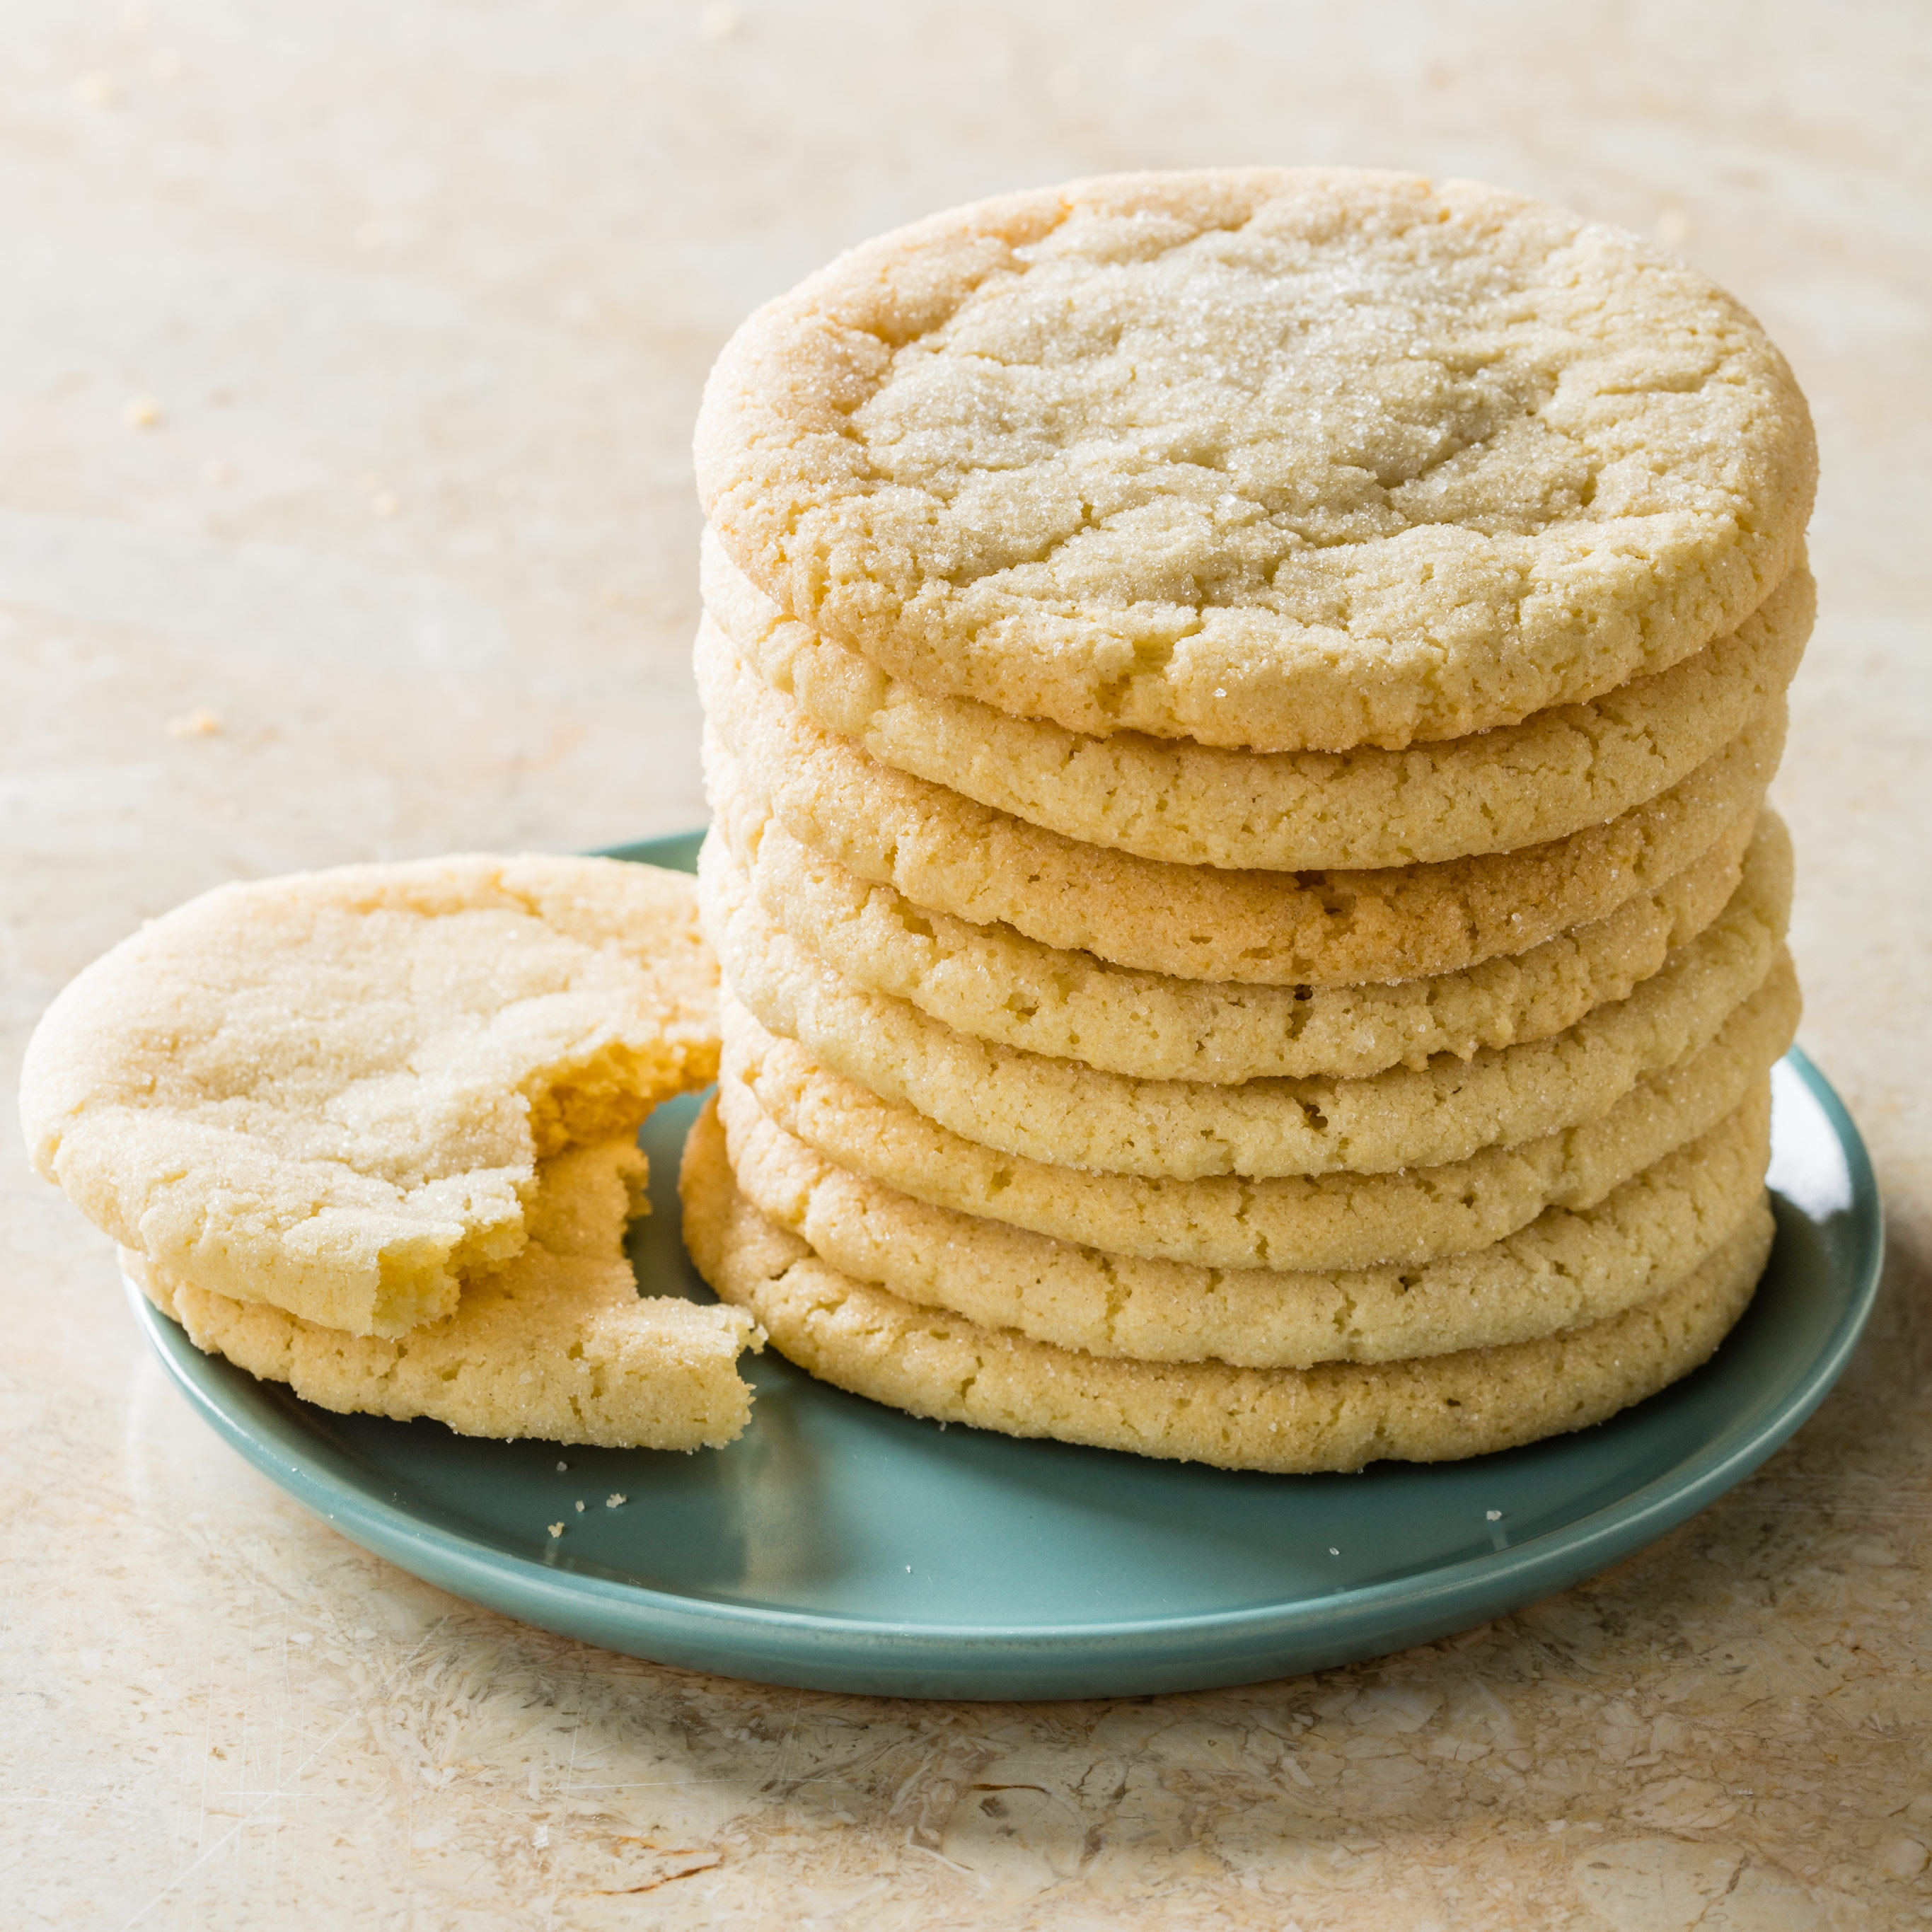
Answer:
695 168 1815 753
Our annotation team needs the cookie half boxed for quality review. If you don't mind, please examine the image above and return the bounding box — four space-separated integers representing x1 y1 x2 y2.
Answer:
706 530 1812 870
705 826 1786 1179
700 635 1784 988
22 855 719 1336
682 1103 1774 1474
137 1138 761 1448
719 1086 1771 1369
696 168 1815 754
716 808 1767 1083
719 976 1795 1271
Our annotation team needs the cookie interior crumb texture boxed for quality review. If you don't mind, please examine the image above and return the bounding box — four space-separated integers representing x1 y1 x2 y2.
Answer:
22 855 721 1337
134 1138 763 1450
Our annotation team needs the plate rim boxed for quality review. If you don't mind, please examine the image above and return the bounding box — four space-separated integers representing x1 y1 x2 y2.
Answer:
124 831 1885 1691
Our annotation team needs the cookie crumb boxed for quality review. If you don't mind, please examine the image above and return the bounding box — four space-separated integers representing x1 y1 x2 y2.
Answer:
574 1500 585 1513
605 1493 626 1509
555 1461 568 1472
1486 1510 1503 1522
547 1522 564 1539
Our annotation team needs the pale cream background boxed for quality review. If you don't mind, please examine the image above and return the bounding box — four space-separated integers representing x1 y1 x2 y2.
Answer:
4 4 1930 1927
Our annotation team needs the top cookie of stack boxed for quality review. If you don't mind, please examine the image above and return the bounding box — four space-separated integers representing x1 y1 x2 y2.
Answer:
683 168 1815 1472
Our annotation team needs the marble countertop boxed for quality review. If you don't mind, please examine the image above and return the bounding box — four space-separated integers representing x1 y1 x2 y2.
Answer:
5 4 1929 1926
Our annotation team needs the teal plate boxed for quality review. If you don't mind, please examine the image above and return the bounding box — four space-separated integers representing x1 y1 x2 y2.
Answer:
127 832 1884 1701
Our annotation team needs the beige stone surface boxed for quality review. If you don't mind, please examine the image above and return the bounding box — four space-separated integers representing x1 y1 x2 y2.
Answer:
2 3 1927 1928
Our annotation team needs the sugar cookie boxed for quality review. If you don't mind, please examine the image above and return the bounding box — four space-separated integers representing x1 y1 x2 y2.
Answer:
706 528 1811 869
683 1101 1773 1472
23 855 719 1336
712 809 1771 1082
696 168 1814 753
137 1138 760 1448
721 1084 1770 1368
700 635 1783 988
719 973 1795 1271
705 823 1784 1179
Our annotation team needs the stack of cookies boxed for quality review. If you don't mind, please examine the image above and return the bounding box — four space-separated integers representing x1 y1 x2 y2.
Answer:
680 168 1817 1473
